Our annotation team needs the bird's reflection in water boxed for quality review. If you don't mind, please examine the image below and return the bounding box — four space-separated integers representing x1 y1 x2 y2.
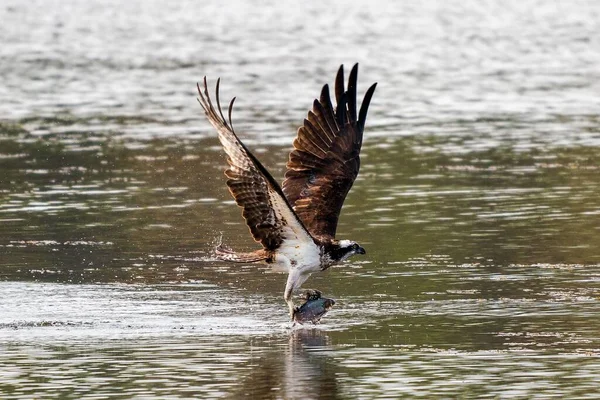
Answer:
231 329 342 399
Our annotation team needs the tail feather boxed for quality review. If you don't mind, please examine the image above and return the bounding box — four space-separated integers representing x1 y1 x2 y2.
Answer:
215 244 269 263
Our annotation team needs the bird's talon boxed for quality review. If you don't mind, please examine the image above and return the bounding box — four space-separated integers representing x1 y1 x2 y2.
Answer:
302 289 322 301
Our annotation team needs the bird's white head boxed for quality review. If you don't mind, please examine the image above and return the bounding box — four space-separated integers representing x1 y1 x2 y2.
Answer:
334 239 366 262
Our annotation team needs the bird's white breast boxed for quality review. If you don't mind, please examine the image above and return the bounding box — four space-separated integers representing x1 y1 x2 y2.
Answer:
275 232 321 273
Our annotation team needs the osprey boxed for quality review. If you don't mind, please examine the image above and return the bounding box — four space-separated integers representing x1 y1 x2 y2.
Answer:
197 64 377 319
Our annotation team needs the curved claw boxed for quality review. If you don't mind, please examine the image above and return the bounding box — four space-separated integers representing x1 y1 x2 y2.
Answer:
302 289 322 301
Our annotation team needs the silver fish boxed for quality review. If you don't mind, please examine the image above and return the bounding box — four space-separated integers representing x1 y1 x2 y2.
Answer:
293 290 336 324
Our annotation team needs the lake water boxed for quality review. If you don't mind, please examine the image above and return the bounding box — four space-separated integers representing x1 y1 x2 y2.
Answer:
1 0 600 398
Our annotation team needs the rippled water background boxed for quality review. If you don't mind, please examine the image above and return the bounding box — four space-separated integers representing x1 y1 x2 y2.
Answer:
1 0 600 398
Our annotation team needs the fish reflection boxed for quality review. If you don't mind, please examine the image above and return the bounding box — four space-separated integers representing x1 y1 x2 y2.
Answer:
231 329 342 399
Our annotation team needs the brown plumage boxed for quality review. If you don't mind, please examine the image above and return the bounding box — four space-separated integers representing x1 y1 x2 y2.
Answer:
197 78 313 257
282 65 377 240
197 64 376 320
214 244 272 263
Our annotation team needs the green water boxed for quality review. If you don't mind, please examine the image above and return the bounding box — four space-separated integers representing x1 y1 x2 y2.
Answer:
2 0 600 397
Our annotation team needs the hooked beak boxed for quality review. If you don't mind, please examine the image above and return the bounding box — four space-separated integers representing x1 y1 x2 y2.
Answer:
357 246 366 255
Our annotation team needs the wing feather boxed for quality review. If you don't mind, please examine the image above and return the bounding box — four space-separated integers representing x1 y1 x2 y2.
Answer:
318 85 339 133
197 79 314 250
282 64 377 240
307 105 334 144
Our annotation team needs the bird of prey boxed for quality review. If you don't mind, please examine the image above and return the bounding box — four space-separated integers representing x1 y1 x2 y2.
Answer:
197 64 377 320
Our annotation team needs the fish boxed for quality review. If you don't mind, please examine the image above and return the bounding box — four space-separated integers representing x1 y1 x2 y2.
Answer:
292 290 336 324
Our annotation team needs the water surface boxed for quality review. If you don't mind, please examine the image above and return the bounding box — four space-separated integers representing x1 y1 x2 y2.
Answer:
1 0 600 398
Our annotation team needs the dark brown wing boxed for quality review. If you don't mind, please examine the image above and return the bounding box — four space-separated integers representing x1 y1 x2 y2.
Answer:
282 64 377 240
197 78 314 251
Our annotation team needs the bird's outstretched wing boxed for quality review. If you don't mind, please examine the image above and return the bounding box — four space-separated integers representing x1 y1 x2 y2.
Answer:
282 64 377 240
197 78 313 251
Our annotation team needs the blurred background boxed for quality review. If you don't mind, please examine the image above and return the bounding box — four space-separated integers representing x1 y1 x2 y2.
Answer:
1 0 599 398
